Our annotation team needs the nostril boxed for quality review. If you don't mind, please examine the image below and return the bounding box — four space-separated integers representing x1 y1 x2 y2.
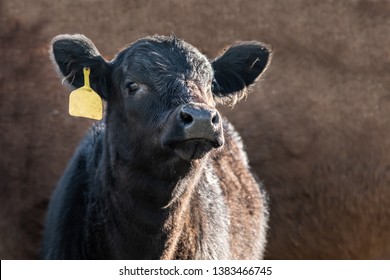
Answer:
211 112 220 125
180 111 193 125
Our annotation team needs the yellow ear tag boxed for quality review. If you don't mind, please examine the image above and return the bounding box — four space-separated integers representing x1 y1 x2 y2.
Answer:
69 67 103 120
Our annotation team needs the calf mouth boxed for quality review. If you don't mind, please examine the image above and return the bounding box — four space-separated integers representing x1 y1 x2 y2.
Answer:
164 138 224 161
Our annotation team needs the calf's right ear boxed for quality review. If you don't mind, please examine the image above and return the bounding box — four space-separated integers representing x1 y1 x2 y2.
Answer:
50 34 110 99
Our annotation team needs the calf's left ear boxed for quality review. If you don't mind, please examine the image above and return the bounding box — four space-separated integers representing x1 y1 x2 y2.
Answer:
211 42 272 103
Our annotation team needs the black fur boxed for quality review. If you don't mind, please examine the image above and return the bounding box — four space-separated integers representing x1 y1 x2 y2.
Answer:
42 34 271 259
212 41 271 103
51 34 110 99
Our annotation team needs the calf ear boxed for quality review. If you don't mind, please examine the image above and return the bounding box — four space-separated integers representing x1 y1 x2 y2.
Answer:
50 34 110 99
211 42 272 104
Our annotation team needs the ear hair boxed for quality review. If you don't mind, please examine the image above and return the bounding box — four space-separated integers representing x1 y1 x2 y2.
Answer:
50 34 110 99
211 41 272 106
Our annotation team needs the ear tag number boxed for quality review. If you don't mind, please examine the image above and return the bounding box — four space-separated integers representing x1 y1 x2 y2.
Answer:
69 67 103 120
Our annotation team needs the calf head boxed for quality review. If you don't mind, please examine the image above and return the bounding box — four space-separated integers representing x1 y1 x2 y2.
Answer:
51 34 271 167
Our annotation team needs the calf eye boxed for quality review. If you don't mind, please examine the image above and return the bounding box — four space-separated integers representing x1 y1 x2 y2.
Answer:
211 78 219 93
126 82 140 95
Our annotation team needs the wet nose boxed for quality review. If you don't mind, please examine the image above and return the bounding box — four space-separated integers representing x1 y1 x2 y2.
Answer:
179 104 220 127
178 103 222 143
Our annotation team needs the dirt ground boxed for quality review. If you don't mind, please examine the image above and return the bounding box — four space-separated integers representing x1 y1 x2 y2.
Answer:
0 0 389 259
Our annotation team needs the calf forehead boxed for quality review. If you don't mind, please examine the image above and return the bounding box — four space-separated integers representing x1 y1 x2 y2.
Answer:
117 36 213 85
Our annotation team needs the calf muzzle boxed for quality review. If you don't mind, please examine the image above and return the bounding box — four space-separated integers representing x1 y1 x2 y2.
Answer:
161 103 224 161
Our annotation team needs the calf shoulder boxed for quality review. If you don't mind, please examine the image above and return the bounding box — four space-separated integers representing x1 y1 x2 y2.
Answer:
41 124 104 259
212 120 268 259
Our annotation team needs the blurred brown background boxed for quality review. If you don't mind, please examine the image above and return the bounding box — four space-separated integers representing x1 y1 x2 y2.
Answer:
1 0 389 259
